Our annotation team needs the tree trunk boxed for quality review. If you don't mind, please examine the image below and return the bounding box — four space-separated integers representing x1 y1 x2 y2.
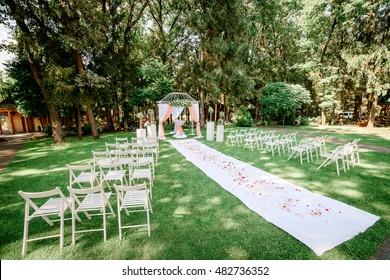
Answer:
354 92 362 122
61 4 99 140
29 59 64 143
77 105 82 140
106 108 114 131
366 93 378 128
321 109 326 125
86 104 99 139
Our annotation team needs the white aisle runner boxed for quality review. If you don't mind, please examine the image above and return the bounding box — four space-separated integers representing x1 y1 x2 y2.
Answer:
169 139 379 256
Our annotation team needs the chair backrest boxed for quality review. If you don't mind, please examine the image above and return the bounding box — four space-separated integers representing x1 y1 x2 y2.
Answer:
111 149 131 160
98 161 123 171
114 182 147 196
105 142 118 153
66 163 95 187
115 137 128 144
92 150 112 169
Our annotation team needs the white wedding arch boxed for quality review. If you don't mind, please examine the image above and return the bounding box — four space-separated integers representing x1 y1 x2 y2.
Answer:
157 92 203 139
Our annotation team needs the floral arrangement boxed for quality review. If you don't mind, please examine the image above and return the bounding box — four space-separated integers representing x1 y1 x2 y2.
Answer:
147 109 155 123
136 112 145 128
169 99 192 107
136 112 145 119
217 111 225 125
208 106 214 121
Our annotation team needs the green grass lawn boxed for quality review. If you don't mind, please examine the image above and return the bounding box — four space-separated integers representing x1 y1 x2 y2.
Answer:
0 125 389 260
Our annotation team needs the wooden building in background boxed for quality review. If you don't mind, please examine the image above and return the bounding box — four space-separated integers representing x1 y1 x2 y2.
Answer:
0 98 38 134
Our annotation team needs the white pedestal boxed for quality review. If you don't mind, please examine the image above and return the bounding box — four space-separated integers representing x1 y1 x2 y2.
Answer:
206 122 215 141
147 124 157 138
136 128 146 140
216 125 224 142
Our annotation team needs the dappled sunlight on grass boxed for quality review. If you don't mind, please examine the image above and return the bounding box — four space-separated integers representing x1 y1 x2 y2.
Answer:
221 217 239 230
227 246 249 259
158 197 173 204
8 167 65 177
178 195 193 204
173 206 192 217
334 188 364 199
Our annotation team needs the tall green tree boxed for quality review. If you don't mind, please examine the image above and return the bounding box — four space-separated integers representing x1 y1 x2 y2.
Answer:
1 0 65 143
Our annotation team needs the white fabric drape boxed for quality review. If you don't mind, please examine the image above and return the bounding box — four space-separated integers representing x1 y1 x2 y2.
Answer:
172 106 184 133
172 106 184 119
158 104 169 120
194 103 200 121
158 103 169 138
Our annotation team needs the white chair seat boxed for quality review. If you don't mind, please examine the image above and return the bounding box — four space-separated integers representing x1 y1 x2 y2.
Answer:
104 170 126 181
77 192 112 211
73 172 98 183
32 197 73 218
121 190 149 209
132 169 152 179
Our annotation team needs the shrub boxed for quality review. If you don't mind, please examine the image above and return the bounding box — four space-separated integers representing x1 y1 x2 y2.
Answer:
233 107 253 127
299 117 309 125
82 124 91 135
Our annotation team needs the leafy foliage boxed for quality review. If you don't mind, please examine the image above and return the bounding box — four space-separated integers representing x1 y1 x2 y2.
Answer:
233 106 253 127
260 82 311 125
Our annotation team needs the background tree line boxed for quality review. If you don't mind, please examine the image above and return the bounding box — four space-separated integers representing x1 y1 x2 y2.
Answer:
0 0 389 143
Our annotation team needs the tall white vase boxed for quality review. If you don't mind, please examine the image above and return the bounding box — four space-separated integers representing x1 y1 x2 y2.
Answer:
216 125 224 142
147 124 157 138
136 128 146 140
206 122 215 141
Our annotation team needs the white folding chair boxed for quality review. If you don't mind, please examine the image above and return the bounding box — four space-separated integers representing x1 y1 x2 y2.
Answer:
343 139 360 169
128 161 154 198
255 130 267 150
115 137 129 151
264 134 281 156
18 187 78 256
236 129 248 145
67 163 99 188
243 132 258 151
92 150 112 171
225 130 238 146
287 138 312 164
114 183 152 239
67 185 115 245
317 145 347 176
105 142 119 156
98 162 128 190
142 138 159 164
